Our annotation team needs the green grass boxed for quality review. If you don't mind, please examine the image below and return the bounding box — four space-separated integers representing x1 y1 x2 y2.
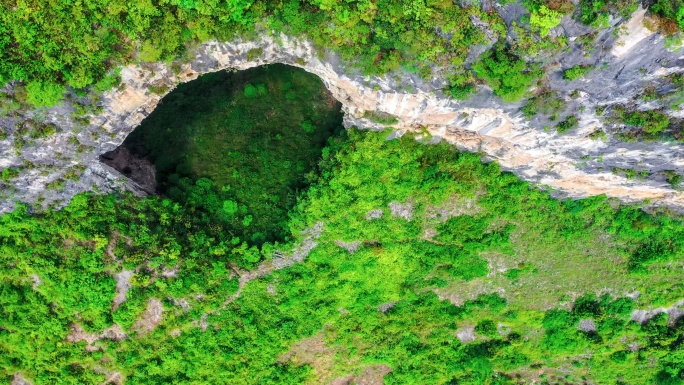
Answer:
122 64 344 245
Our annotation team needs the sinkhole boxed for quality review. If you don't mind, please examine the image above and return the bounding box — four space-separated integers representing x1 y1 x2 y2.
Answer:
101 64 345 245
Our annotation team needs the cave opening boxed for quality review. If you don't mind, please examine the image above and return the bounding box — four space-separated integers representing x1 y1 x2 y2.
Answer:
101 64 345 246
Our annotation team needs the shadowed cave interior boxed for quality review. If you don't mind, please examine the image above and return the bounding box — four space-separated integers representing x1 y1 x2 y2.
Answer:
102 64 345 245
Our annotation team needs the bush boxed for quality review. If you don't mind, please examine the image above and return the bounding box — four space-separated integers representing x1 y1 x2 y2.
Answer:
578 0 637 27
246 48 264 61
530 6 564 37
472 44 541 102
1 167 20 182
475 320 499 338
243 84 258 98
665 171 682 189
25 80 66 107
300 120 315 133
445 84 475 100
363 111 399 125
651 0 684 31
557 115 578 133
521 90 565 119
256 84 268 96
623 110 670 134
563 65 594 81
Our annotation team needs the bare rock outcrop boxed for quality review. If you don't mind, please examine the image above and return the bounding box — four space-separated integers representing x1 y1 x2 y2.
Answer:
131 298 164 336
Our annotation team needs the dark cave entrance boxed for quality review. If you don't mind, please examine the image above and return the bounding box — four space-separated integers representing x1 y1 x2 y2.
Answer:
101 64 345 245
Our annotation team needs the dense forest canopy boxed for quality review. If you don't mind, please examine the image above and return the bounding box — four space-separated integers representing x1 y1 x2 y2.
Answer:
1 0 683 106
3 127 684 383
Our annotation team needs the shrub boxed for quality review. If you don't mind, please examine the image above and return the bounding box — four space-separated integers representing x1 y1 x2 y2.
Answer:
475 320 499 338
243 84 258 98
651 0 684 31
578 0 637 27
445 84 475 100
530 6 564 37
589 129 607 140
557 115 578 133
1 167 20 182
521 90 565 119
563 65 594 81
25 80 66 108
28 123 57 139
301 120 315 133
472 44 541 102
246 48 264 61
256 83 268 96
665 171 682 188
623 110 670 134
363 111 399 125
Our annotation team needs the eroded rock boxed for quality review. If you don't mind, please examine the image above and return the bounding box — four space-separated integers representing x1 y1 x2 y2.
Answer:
112 269 134 312
11 372 32 385
132 298 164 336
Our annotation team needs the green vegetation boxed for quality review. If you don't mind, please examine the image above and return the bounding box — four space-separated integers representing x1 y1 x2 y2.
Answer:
610 106 672 139
665 170 683 189
3 126 684 383
0 168 20 183
557 115 579 133
362 110 399 125
4 2 684 383
563 65 595 81
472 44 541 102
521 90 565 120
120 64 343 245
0 0 506 107
529 6 564 37
613 167 650 180
24 80 66 108
0 0 679 113
650 0 684 33
622 110 671 134
578 0 637 28
589 129 608 141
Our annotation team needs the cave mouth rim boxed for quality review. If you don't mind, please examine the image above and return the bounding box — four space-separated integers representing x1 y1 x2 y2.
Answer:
100 63 347 245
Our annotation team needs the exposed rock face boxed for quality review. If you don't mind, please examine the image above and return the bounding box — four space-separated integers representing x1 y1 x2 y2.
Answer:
11 372 32 385
131 298 164 336
1 8 684 212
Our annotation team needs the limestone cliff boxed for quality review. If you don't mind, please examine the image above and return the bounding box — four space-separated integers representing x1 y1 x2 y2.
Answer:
1 6 684 212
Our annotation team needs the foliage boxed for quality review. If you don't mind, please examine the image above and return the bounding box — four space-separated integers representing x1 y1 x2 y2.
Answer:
362 111 399 125
24 80 66 108
563 65 595 81
578 0 637 28
650 0 684 32
521 90 565 120
121 65 343 245
0 0 503 107
613 106 671 135
444 83 476 100
665 170 683 189
3 126 684 383
529 6 564 37
556 115 579 133
472 44 541 102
